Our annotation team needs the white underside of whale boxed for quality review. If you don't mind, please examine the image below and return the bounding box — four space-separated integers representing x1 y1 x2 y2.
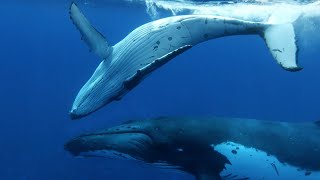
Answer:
214 142 320 180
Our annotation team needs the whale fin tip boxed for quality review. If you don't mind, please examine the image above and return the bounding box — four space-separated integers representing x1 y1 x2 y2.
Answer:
69 3 112 60
263 24 302 72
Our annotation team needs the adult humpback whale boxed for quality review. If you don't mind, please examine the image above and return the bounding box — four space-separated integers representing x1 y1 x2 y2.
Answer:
69 3 301 119
65 117 320 180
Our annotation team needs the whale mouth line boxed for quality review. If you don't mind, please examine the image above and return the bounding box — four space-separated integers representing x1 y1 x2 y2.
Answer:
78 131 149 138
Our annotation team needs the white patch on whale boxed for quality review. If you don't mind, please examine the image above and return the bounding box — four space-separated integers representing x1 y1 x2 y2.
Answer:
213 142 320 180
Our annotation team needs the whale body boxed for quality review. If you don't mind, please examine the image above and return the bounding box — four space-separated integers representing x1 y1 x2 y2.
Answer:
65 117 320 180
69 3 301 119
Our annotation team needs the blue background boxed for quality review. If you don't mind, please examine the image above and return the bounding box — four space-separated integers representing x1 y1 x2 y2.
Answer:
0 1 319 179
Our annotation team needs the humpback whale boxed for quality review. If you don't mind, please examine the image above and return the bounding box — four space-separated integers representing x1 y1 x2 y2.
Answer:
65 117 320 180
69 3 301 119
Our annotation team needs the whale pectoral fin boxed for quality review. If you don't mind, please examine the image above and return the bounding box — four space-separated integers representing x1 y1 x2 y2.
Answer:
263 24 302 72
123 45 192 90
69 3 112 60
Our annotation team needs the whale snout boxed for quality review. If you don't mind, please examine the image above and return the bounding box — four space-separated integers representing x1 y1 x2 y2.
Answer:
69 109 85 120
69 59 127 119
64 137 86 156
69 91 117 120
69 87 104 120
65 128 154 160
69 104 93 120
69 81 110 120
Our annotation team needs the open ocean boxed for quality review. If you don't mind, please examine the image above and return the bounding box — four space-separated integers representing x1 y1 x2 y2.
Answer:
1 0 320 179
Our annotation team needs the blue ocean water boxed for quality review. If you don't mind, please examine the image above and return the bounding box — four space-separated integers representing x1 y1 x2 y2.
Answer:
0 0 320 179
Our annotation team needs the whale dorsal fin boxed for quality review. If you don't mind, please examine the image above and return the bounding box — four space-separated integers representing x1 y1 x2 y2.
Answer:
70 3 112 60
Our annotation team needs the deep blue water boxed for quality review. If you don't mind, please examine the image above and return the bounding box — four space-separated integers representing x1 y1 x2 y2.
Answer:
1 0 320 179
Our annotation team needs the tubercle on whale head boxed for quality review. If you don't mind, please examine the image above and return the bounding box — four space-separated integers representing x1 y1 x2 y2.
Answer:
64 132 154 159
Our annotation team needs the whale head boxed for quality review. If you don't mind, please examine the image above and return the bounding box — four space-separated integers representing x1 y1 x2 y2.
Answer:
69 59 128 119
65 121 155 160
64 117 240 179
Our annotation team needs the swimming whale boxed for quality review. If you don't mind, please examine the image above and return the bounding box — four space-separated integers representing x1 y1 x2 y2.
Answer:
65 116 320 180
65 117 320 180
69 3 302 119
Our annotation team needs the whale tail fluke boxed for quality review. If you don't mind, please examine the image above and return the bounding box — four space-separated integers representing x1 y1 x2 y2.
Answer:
69 3 112 60
263 23 302 71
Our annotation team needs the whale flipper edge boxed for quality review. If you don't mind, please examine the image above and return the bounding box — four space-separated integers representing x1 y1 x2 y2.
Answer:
70 3 112 60
263 24 302 72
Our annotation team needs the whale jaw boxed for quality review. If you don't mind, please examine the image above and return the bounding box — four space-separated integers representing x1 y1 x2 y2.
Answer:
65 126 154 161
69 60 119 120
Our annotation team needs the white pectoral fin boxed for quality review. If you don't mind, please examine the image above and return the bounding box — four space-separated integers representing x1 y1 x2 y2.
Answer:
263 24 302 71
70 3 112 60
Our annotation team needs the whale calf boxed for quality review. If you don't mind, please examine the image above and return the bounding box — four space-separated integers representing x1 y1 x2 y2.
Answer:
69 3 302 119
65 117 320 180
